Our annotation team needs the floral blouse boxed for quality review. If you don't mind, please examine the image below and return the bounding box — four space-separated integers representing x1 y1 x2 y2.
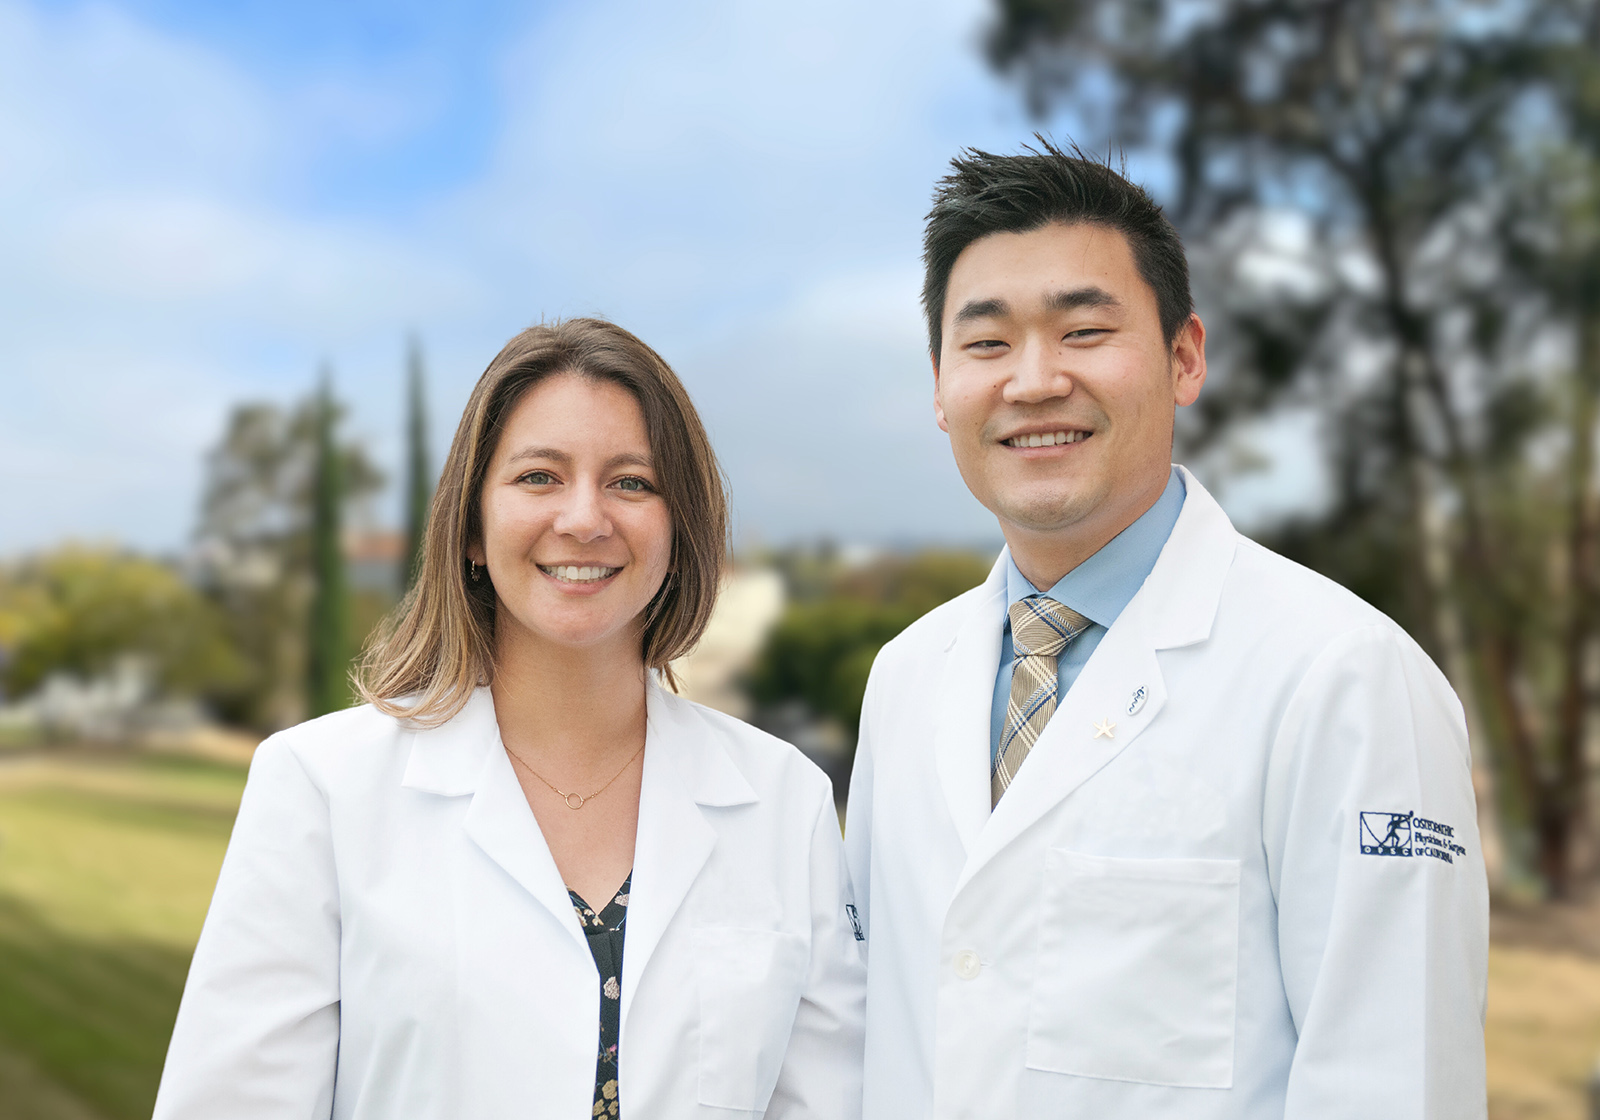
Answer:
569 872 631 1119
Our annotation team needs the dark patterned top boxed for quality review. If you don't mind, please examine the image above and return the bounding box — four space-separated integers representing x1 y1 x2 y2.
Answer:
569 872 631 1119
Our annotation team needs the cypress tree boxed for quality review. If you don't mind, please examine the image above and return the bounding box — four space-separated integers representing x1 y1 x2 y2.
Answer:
306 369 348 717
402 335 431 591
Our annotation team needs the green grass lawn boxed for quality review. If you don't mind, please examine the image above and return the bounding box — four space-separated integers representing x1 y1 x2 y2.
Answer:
0 752 246 1120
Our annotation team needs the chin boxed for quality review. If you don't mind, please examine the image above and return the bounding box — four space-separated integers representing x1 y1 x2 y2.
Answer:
994 487 1100 534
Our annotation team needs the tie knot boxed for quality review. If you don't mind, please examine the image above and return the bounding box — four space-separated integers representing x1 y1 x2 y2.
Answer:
1008 596 1090 658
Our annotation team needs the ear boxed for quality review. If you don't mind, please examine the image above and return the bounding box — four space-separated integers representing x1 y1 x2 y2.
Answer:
1170 313 1207 407
932 351 950 433
466 540 486 566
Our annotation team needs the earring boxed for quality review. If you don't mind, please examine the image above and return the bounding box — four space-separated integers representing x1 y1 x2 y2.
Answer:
469 559 480 582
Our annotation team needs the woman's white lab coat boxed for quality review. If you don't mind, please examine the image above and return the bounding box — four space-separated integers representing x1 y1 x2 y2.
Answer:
153 682 865 1120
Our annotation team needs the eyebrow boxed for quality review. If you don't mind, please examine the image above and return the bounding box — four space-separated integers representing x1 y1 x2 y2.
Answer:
951 286 1124 326
505 446 654 471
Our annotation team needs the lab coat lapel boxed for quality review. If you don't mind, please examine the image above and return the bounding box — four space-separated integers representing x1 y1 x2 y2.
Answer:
622 682 758 1035
960 619 1167 889
957 467 1239 889
460 735 588 949
932 554 1010 857
400 687 585 947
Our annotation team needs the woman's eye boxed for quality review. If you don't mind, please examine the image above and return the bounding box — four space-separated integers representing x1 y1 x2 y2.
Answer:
614 476 653 493
519 470 556 485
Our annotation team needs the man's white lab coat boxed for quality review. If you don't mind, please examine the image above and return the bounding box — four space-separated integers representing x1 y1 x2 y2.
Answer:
155 682 865 1119
845 466 1487 1119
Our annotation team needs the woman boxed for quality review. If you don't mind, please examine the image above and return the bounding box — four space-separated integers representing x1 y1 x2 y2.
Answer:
153 319 866 1119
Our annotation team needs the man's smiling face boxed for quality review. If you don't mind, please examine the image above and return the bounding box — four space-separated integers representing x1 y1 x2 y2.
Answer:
934 221 1204 580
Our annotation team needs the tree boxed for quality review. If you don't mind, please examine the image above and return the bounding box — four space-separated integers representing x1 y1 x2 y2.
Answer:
986 0 1600 893
194 386 384 729
305 371 348 718
403 335 432 592
749 550 993 733
0 546 245 703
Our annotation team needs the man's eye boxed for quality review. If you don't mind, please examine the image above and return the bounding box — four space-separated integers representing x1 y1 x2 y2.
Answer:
615 476 653 493
1065 328 1106 340
519 470 556 485
969 339 1008 351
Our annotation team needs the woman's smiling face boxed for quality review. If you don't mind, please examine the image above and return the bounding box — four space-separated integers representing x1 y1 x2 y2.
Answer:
470 372 673 661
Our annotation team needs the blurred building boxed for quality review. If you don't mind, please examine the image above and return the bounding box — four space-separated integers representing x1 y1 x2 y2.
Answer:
669 566 786 719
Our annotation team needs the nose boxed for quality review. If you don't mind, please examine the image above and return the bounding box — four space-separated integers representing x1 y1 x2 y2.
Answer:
1002 335 1074 405
552 479 613 542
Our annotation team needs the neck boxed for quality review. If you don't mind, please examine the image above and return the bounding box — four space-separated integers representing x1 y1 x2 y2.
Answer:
489 623 649 775
1005 470 1169 590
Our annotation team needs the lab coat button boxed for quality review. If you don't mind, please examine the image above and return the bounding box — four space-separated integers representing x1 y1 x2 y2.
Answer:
953 949 981 979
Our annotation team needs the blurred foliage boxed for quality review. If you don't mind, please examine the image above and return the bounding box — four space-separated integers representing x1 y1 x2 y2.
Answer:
987 0 1600 894
0 548 245 703
194 391 384 730
306 375 349 720
748 550 992 732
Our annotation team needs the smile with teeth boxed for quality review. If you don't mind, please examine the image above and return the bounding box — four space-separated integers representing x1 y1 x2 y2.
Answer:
1005 430 1089 448
539 564 622 584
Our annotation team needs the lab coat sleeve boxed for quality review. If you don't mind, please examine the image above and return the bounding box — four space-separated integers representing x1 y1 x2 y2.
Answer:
1263 625 1488 1120
153 732 341 1119
765 789 867 1120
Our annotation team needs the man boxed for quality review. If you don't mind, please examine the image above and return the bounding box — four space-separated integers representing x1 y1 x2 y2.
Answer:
843 141 1487 1119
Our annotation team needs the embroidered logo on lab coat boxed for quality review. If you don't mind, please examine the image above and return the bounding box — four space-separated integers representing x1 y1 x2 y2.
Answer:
846 904 865 941
1360 811 1467 863
1360 811 1413 856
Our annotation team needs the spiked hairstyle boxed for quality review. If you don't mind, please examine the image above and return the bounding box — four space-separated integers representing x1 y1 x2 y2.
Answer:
921 137 1192 361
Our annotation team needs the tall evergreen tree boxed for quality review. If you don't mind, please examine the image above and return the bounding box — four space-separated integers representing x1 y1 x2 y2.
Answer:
403 335 431 592
306 369 348 717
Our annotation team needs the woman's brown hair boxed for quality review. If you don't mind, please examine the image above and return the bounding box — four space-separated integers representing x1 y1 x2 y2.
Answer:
355 317 729 726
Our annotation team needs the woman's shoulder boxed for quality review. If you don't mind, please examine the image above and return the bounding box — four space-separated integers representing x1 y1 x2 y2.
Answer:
252 700 418 792
654 688 837 811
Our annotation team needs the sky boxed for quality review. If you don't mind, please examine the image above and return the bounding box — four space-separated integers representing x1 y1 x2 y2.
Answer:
0 0 1320 557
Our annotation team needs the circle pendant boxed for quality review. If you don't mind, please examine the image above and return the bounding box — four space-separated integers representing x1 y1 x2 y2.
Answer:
564 792 586 810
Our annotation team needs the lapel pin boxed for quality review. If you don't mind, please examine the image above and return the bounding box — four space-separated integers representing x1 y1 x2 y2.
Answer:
1127 686 1148 715
1092 717 1117 740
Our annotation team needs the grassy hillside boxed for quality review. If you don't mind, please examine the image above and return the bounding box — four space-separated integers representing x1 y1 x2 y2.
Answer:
0 753 246 1120
0 749 1598 1118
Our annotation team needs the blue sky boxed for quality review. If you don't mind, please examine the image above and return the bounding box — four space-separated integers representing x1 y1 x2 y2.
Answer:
1 0 1315 556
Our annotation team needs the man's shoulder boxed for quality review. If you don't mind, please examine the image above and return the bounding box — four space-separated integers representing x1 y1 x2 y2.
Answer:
1221 533 1424 660
873 580 996 673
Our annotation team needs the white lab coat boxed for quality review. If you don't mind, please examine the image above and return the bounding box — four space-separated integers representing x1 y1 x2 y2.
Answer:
154 681 865 1120
845 466 1488 1119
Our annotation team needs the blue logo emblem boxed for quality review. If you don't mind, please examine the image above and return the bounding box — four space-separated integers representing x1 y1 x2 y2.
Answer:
1360 811 1414 856
1127 686 1148 715
845 903 865 941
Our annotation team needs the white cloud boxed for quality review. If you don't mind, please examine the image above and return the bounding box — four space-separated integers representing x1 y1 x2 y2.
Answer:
0 0 1089 558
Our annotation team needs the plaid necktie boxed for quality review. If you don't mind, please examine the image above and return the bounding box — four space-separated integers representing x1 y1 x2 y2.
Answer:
992 596 1092 806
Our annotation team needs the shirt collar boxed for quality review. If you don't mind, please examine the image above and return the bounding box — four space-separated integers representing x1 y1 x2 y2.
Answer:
1004 467 1186 629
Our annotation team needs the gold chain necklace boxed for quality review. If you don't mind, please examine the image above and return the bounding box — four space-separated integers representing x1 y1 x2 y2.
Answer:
505 741 646 810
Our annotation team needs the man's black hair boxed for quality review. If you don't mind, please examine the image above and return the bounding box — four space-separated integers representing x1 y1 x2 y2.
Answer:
921 136 1193 361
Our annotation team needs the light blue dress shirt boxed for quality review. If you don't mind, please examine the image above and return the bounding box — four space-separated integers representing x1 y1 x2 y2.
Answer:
990 468 1186 763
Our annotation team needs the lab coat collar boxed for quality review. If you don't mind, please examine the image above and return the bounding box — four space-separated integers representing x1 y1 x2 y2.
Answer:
398 682 759 808
932 554 1011 856
1140 464 1237 651
398 685 499 796
398 679 760 1028
937 466 1239 882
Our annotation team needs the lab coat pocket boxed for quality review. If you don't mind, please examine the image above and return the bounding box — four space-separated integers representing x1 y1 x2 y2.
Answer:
1026 848 1240 1089
693 925 810 1113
